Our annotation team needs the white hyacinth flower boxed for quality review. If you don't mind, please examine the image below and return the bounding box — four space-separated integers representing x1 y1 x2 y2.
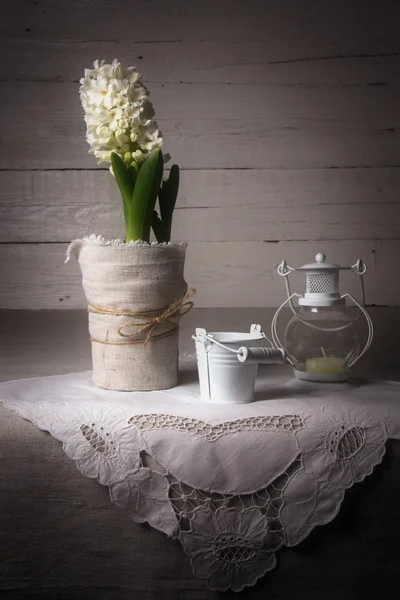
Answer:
79 59 164 166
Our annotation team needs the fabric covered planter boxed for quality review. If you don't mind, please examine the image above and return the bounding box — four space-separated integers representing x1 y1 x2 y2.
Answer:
66 235 189 391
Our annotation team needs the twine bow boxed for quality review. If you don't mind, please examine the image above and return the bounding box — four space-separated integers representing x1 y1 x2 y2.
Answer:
88 289 195 347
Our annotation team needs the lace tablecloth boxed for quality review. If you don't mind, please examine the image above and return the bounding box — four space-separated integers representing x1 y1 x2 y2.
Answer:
1 367 400 592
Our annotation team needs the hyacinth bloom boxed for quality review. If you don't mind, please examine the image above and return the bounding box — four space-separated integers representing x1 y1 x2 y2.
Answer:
79 59 163 167
79 59 179 243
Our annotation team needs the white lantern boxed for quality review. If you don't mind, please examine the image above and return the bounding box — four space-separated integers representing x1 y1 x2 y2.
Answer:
271 253 373 383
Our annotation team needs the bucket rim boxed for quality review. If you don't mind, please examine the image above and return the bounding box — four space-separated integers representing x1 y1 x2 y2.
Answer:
203 331 265 343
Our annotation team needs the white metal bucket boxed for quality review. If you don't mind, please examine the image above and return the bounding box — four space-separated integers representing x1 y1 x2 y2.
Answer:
193 325 265 404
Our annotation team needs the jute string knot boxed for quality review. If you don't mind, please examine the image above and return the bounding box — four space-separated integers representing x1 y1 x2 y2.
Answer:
88 289 196 347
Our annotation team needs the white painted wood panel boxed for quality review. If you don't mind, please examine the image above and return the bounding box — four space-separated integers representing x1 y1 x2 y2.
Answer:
1 82 399 170
2 169 399 208
1 169 398 243
4 0 400 48
4 202 400 243
2 41 400 86
2 0 399 309
2 240 397 309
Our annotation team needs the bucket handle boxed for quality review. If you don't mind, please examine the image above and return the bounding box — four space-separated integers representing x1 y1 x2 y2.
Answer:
194 332 242 354
193 330 288 364
192 327 274 355
237 346 286 364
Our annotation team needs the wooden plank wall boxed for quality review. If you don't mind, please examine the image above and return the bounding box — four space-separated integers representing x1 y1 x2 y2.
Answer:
1 0 400 308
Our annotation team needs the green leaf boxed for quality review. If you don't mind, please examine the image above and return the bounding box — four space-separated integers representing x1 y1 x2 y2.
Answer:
111 153 137 238
158 164 179 242
128 149 164 242
152 210 167 243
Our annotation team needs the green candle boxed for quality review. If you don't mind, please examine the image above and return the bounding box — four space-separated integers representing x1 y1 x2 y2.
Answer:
305 356 345 374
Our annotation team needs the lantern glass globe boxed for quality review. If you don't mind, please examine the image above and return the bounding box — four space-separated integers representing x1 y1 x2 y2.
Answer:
284 306 360 382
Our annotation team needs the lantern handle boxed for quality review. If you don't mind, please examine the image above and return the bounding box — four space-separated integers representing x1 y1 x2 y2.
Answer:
351 259 367 306
277 260 295 277
276 261 298 317
341 293 374 367
271 293 302 366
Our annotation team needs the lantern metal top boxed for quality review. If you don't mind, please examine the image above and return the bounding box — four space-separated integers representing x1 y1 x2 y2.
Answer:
276 253 367 308
298 253 346 271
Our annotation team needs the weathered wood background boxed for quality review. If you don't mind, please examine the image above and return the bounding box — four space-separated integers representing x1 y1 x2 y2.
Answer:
1 0 400 308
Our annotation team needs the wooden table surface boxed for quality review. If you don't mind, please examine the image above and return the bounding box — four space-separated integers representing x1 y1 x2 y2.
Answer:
1 307 399 383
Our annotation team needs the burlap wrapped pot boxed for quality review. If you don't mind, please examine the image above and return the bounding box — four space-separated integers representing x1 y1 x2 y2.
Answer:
66 235 190 391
